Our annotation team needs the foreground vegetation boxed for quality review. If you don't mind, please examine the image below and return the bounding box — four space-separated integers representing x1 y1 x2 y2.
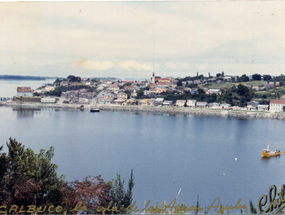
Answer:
0 138 134 214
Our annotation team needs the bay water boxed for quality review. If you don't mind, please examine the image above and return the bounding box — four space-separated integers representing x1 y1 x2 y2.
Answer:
0 80 284 212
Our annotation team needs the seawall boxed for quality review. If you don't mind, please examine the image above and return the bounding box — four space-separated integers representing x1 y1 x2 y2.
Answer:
1 101 285 120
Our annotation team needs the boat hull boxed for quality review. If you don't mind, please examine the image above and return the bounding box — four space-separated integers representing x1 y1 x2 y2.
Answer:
90 109 100 112
261 151 284 157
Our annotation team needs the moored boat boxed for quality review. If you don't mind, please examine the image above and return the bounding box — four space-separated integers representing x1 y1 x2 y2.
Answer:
90 108 100 112
261 143 284 157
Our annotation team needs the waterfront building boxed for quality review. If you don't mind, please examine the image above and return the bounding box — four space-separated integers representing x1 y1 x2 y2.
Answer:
176 100 186 107
186 100 196 107
17 87 34 97
270 99 285 112
163 100 173 106
154 98 164 106
41 97 56 103
208 103 220 108
247 101 259 110
258 105 269 111
112 99 125 105
97 96 114 105
139 99 149 106
196 102 208 108
220 103 231 109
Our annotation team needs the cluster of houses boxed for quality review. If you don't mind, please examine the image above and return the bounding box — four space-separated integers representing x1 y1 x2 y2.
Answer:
14 72 285 113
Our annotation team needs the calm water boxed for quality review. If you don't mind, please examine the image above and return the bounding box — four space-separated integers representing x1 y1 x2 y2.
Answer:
1 104 285 212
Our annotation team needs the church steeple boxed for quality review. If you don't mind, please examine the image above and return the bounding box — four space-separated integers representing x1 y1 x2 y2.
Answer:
151 72 155 83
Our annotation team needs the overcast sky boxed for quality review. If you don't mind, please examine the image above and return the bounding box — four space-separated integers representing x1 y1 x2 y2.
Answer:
1 2 285 79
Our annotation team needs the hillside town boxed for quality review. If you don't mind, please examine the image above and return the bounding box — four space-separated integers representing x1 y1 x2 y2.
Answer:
9 72 285 113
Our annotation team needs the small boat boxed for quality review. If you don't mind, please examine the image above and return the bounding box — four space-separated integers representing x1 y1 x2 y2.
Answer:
90 108 100 112
261 143 284 157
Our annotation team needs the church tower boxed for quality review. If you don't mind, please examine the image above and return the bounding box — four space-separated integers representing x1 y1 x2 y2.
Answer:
151 72 155 83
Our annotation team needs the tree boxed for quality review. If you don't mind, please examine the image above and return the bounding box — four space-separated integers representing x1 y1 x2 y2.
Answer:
176 79 183 87
106 170 135 214
0 138 65 209
237 84 249 96
53 79 61 86
263 75 272 81
61 176 110 214
238 74 249 82
249 200 257 214
252 74 261 80
137 88 144 98
197 88 205 94
67 75 81 82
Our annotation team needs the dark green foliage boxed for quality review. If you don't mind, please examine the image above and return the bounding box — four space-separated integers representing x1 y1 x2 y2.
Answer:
176 79 183 86
67 75 81 82
137 88 144 97
249 200 257 214
106 170 135 214
252 74 261 80
0 138 64 208
196 195 199 214
238 74 249 82
263 75 272 81
46 87 62 97
237 84 250 96
216 73 222 78
53 78 62 85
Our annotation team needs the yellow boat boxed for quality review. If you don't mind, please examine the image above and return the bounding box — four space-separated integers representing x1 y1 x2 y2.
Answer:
261 144 284 157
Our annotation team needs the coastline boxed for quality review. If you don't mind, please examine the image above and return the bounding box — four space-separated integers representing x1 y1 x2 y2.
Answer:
1 101 285 120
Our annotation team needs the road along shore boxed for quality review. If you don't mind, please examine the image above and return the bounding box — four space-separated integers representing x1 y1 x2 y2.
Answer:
1 101 285 120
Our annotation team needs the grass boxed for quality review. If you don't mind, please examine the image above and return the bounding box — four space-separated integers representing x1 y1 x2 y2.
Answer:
199 82 234 89
199 81 267 90
238 81 266 86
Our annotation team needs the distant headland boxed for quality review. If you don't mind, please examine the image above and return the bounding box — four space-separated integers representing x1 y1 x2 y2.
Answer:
0 75 61 81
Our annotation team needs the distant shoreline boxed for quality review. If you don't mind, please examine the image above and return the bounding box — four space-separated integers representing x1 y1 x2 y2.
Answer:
1 100 285 120
0 75 60 81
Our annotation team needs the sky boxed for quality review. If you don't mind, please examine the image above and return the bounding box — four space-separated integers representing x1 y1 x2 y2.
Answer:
1 1 285 79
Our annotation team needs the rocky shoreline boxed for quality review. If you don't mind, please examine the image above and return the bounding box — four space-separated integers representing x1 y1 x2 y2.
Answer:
1 101 285 120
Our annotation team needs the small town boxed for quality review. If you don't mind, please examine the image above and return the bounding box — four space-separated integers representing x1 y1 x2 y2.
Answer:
3 72 285 113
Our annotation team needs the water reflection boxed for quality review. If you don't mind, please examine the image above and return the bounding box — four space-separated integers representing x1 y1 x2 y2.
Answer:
13 108 41 118
261 156 281 162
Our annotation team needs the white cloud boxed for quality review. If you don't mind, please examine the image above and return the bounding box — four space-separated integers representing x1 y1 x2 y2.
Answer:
76 59 115 70
1 2 285 78
118 60 153 71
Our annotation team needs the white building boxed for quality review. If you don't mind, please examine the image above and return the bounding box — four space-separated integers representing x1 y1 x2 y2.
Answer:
186 100 196 107
270 99 285 112
17 87 34 97
41 97 56 103
176 100 186 107
206 89 222 95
